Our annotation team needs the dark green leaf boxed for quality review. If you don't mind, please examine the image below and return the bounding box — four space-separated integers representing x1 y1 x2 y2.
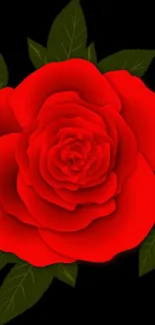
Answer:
27 38 48 69
47 0 87 61
0 54 8 88
0 262 55 324
98 49 155 76
85 42 97 64
139 228 155 276
0 251 23 265
0 261 6 271
0 252 7 270
54 263 78 287
0 256 7 271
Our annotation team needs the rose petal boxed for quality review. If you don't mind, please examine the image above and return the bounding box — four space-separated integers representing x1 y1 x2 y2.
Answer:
55 172 117 205
33 114 108 152
104 70 155 170
40 143 80 190
0 208 74 267
47 137 110 187
102 105 138 193
0 87 21 136
39 153 155 262
27 140 76 211
0 133 39 227
15 123 37 185
79 143 110 184
10 59 121 127
98 106 118 170
17 172 116 232
37 100 106 132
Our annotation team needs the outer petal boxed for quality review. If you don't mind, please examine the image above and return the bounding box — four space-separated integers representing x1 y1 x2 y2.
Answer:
102 105 137 193
17 173 116 232
0 133 40 227
0 134 74 266
104 70 155 170
10 59 121 127
0 87 21 136
39 153 155 262
0 208 74 266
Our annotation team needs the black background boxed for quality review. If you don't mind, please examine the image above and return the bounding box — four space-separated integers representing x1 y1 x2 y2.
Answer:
0 0 154 323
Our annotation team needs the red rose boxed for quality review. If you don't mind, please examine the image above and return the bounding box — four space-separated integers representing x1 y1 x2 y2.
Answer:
0 58 155 267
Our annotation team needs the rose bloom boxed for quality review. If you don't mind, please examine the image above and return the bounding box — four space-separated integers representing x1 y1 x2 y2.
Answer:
0 59 155 267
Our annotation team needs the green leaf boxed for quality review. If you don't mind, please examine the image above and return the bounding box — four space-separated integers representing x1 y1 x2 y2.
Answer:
0 54 8 88
98 49 155 76
0 261 6 271
47 0 87 61
139 228 155 277
0 252 7 270
0 259 6 271
85 42 97 64
27 38 48 69
54 263 78 287
0 262 55 324
0 251 23 265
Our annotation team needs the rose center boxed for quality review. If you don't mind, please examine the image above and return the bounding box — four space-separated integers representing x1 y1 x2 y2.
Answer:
67 151 85 170
61 141 87 171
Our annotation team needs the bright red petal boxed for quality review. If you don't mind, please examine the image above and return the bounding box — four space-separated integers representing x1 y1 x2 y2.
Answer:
0 133 40 227
10 59 121 127
104 70 155 170
17 172 115 232
0 208 74 266
39 153 155 262
0 87 21 136
55 172 117 205
27 140 76 210
102 105 137 193
37 99 106 131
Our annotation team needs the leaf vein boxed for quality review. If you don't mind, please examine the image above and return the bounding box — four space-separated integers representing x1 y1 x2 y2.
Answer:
1 265 32 314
